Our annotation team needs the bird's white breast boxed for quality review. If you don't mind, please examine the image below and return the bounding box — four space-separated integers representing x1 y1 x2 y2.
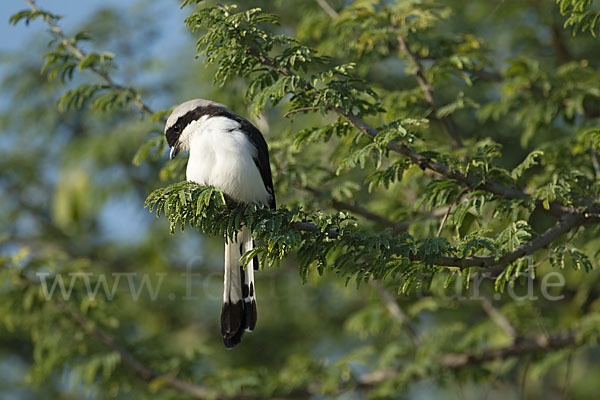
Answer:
185 116 271 205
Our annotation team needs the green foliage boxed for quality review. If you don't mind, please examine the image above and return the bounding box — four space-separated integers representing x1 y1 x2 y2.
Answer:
8 8 61 26
145 182 424 284
550 244 594 271
3 0 600 399
511 150 544 180
184 1 380 118
132 135 166 166
557 0 600 36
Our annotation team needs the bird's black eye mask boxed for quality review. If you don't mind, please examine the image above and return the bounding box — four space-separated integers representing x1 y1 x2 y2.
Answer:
165 123 181 148
165 108 202 148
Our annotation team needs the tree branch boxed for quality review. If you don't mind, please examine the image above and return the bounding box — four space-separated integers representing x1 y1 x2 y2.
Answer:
50 295 591 398
290 211 598 269
440 331 578 369
480 294 517 339
24 0 158 119
27 0 600 271
439 212 593 269
53 299 213 399
2 260 591 398
370 280 420 345
397 35 464 149
31 0 592 222
244 19 594 221
333 108 580 219
358 331 581 387
1 265 214 400
247 46 582 219
283 106 321 117
315 0 339 19
302 185 413 232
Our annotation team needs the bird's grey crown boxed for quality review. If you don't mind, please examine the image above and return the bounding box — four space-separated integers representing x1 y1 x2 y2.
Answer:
165 98 228 133
164 98 240 148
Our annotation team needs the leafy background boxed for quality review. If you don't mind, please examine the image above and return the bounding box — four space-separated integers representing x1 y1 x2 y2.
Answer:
1 0 600 399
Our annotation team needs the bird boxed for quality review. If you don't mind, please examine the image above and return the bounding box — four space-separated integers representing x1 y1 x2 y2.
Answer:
164 99 276 348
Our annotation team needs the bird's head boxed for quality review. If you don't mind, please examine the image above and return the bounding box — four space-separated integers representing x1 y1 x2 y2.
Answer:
164 98 230 160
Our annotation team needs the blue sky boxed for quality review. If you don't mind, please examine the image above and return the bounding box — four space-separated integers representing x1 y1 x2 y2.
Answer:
3 0 127 51
1 0 188 53
1 0 193 245
0 0 196 112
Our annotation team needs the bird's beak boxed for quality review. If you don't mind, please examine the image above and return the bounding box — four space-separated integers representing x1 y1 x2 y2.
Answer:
169 143 181 160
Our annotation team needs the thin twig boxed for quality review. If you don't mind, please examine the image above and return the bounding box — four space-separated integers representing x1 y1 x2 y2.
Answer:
359 331 582 386
480 294 517 339
216 0 230 16
302 185 412 231
332 199 408 231
397 35 463 149
284 106 320 118
562 351 574 400
550 23 572 64
436 188 468 237
300 184 450 233
592 142 600 179
436 202 454 237
315 0 339 18
519 357 531 399
370 280 420 345
440 331 578 369
471 68 503 82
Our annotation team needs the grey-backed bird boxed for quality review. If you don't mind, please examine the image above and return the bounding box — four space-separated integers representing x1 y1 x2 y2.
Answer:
164 99 276 348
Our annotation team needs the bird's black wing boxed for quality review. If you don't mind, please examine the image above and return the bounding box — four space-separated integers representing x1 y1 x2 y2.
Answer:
207 106 276 209
232 115 276 209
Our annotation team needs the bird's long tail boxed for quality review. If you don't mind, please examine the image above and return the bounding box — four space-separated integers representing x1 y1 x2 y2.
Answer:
221 226 257 348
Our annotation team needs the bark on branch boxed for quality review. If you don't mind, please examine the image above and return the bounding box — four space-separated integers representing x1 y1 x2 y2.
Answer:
358 331 580 387
291 212 599 269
